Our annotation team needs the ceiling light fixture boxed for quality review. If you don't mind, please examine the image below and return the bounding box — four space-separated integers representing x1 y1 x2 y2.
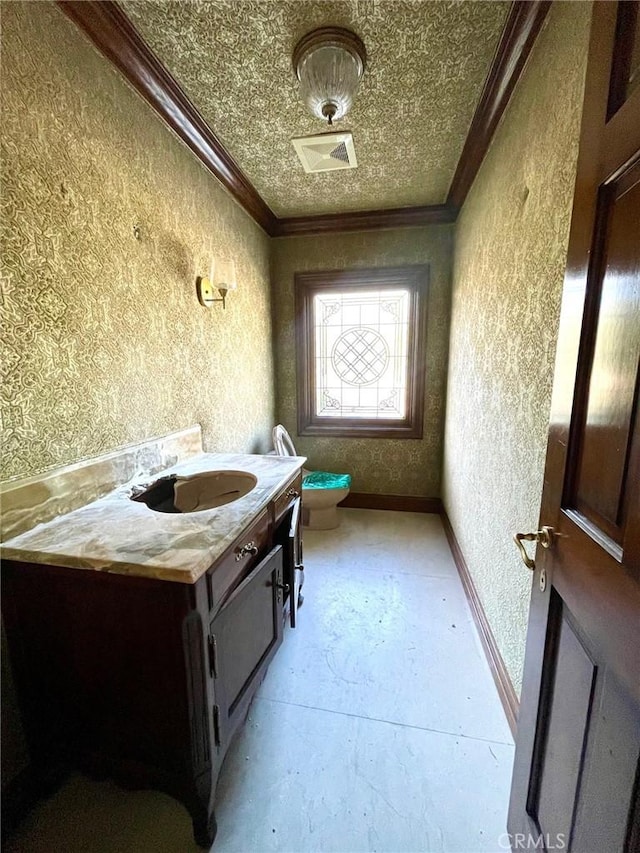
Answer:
293 27 366 126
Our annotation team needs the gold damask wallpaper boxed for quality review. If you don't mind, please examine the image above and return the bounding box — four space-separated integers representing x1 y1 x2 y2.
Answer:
443 2 592 695
271 226 453 496
122 0 507 217
1 2 275 482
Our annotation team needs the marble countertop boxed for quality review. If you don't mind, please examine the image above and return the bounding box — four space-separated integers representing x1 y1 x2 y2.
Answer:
0 452 305 584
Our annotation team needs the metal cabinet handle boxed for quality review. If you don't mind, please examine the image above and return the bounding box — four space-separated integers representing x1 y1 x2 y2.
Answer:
513 526 555 570
235 541 259 562
286 488 300 498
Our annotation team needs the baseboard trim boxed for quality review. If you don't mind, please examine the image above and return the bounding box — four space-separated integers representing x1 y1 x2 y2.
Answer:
339 493 442 513
441 511 519 737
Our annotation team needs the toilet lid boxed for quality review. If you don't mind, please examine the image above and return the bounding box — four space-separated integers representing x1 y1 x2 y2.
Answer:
272 424 297 456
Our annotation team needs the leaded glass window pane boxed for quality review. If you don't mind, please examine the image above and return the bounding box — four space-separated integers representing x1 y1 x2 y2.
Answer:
313 289 410 419
295 265 427 438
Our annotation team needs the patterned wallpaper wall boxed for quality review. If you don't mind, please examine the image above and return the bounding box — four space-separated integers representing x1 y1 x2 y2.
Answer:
0 2 275 483
443 2 592 695
271 226 453 496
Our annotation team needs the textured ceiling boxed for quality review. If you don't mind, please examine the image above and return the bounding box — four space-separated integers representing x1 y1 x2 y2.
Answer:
122 1 509 217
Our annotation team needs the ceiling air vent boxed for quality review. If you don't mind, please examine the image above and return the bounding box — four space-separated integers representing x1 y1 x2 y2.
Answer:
292 132 357 174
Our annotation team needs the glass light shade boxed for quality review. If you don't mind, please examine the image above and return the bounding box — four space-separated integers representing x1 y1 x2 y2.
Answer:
212 259 237 293
298 44 363 124
294 29 366 126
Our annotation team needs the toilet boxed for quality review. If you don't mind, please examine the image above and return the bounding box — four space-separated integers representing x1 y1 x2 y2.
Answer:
272 425 351 530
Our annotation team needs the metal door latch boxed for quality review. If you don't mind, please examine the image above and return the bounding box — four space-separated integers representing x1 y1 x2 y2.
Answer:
513 526 555 571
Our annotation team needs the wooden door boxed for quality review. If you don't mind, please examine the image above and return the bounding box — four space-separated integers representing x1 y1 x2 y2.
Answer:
508 3 640 851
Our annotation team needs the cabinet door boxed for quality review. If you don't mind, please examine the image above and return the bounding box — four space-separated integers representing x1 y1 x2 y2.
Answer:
287 497 304 628
209 545 284 748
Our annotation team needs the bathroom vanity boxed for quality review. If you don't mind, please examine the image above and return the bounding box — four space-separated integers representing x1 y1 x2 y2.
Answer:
1 428 305 847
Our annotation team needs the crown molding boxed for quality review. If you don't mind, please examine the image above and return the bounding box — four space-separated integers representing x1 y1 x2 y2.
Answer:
275 204 457 237
57 0 549 237
56 1 278 235
446 0 552 211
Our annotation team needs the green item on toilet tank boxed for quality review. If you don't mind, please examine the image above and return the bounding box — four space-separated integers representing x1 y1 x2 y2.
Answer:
302 471 352 490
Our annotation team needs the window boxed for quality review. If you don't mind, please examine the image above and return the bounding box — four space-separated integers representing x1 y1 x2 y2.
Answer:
295 266 428 438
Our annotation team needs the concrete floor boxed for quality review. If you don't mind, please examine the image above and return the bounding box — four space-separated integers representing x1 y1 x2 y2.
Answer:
5 509 515 853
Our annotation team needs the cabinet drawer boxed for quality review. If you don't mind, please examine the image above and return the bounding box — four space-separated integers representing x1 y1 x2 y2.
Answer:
272 472 302 524
206 509 270 615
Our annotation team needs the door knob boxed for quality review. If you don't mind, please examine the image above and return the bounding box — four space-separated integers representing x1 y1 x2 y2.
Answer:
513 526 555 570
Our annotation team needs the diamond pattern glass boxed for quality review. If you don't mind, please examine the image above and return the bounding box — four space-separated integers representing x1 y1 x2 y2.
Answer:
313 289 410 419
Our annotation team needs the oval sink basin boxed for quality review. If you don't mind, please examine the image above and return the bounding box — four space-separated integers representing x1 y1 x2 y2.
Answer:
131 470 257 513
173 471 257 513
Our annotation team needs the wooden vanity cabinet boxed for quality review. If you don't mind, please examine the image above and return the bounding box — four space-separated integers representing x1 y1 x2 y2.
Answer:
1 471 303 849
